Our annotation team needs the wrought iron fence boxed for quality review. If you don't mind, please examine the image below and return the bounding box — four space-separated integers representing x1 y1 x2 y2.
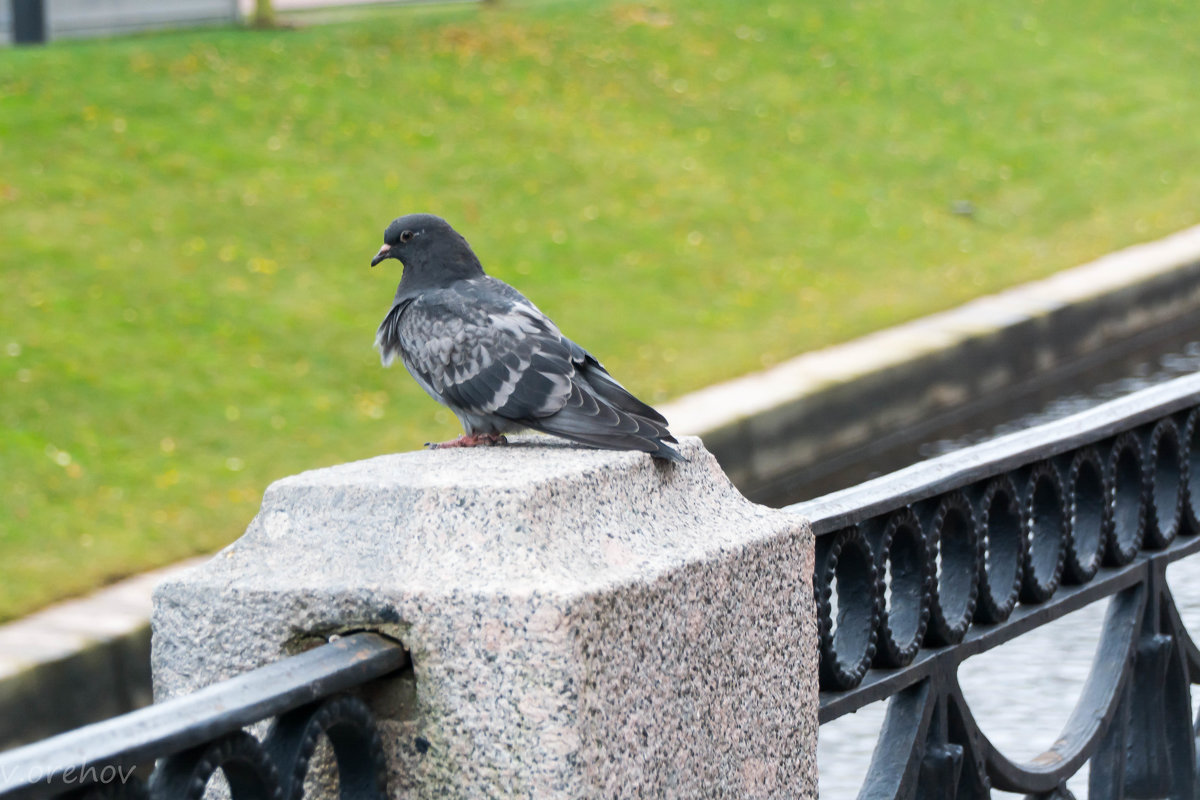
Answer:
790 372 1200 798
0 632 407 800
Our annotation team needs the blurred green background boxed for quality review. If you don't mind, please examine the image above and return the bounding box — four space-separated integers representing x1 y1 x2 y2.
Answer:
2 0 1199 620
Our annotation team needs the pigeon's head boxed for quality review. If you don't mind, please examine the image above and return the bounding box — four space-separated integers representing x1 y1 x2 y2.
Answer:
370 214 483 282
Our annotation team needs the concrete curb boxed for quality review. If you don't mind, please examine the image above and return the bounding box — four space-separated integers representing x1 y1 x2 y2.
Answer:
0 559 206 749
661 224 1200 504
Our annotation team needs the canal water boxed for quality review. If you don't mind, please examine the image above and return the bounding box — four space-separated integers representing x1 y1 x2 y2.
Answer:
812 330 1200 798
788 317 1200 505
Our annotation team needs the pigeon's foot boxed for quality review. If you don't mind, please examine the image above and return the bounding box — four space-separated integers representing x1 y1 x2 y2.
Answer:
426 433 509 450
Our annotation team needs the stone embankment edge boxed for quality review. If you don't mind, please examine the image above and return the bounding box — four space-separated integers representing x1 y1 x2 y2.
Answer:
0 559 207 749
3 222 1200 746
661 224 1200 503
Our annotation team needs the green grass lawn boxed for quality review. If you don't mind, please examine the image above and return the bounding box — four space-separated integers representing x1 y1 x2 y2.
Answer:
2 0 1199 620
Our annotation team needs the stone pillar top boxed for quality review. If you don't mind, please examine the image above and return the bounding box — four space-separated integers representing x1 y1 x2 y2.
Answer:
185 436 787 597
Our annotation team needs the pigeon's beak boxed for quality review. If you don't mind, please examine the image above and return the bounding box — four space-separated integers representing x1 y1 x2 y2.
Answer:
370 244 392 268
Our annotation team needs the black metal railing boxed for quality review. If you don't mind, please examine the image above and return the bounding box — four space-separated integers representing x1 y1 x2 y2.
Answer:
0 632 408 800
792 372 1200 798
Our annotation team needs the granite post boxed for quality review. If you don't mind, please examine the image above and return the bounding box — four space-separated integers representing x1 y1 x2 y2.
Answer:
151 436 817 798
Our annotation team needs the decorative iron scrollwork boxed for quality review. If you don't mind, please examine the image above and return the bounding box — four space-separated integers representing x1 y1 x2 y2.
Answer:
1105 432 1146 565
800 375 1200 795
1020 462 1067 604
149 731 281 800
922 492 978 647
265 695 389 800
869 508 931 669
60 779 150 800
973 475 1026 625
0 633 408 800
1144 418 1186 549
817 526 879 690
1063 446 1105 584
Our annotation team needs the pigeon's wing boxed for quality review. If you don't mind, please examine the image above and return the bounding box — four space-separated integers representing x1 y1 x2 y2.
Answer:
478 280 670 428
377 280 577 421
378 277 683 461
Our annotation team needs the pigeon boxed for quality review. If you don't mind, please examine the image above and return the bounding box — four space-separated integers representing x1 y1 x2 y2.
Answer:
370 213 684 462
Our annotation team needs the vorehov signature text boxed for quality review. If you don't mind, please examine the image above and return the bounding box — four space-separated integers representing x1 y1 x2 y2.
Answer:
1 763 138 787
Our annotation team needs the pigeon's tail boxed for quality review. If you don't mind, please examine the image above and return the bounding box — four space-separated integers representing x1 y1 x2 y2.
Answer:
528 411 686 462
522 360 685 463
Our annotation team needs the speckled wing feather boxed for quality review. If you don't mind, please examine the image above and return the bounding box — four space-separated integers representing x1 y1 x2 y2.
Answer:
376 278 573 418
376 277 683 460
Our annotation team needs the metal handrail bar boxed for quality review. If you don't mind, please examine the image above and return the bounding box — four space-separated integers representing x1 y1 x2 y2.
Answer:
0 631 407 798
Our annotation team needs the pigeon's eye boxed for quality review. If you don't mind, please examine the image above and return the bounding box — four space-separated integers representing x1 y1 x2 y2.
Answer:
399 230 415 243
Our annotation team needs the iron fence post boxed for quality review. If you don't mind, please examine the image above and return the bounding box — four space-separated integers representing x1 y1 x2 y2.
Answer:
11 0 45 44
